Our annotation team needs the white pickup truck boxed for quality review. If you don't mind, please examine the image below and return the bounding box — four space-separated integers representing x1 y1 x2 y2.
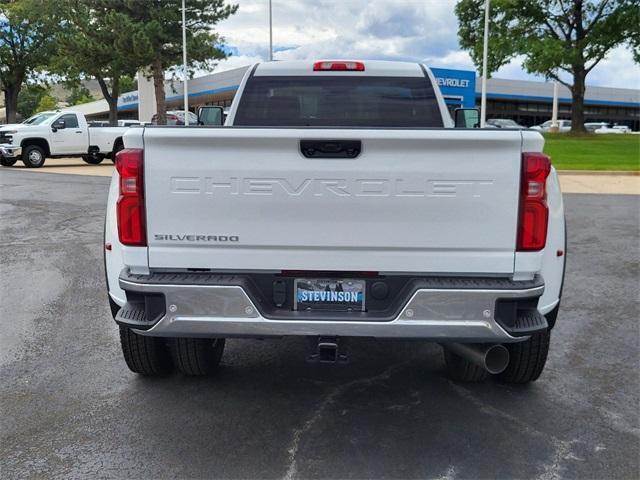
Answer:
105 60 566 384
0 110 129 168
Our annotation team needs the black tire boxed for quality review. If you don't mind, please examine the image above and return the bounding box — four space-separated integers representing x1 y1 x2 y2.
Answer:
108 296 120 319
111 140 124 163
171 337 225 376
82 153 105 165
443 347 488 382
119 326 172 376
545 304 560 329
0 157 18 167
497 331 550 384
22 145 46 168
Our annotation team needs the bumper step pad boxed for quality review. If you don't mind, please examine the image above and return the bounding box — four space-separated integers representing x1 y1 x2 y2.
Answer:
116 302 153 329
506 309 549 337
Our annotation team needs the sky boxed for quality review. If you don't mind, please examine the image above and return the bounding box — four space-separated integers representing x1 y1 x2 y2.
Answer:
211 0 640 89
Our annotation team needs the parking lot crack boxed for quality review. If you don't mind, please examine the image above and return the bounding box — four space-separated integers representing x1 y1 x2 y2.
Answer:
432 465 457 480
283 362 409 480
536 438 581 480
448 382 581 480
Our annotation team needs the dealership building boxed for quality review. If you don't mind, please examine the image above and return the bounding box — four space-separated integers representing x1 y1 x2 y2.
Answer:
70 65 640 130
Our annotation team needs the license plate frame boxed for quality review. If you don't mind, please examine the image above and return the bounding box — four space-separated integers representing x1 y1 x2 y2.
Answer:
293 278 366 312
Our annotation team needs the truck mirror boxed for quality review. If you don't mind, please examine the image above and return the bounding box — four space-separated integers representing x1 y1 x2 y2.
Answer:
197 106 224 126
454 108 480 128
52 119 66 132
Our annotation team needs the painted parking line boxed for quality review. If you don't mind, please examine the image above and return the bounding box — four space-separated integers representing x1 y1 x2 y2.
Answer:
9 157 114 177
558 174 639 195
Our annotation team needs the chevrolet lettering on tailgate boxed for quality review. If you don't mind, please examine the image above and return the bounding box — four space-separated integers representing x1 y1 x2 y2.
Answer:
169 176 495 198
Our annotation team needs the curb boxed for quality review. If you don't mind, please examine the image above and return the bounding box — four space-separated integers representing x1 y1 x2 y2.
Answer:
557 170 640 176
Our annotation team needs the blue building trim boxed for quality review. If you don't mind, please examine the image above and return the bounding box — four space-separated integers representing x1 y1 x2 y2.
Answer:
118 84 240 111
476 91 640 108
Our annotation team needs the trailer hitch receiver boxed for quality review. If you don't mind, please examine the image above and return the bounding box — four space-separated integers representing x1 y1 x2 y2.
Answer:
308 336 348 363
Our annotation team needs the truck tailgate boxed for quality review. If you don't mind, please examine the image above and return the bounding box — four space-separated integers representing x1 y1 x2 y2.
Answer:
143 128 523 274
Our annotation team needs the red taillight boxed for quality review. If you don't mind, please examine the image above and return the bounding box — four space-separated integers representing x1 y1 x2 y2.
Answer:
313 61 365 71
517 152 551 251
115 148 146 246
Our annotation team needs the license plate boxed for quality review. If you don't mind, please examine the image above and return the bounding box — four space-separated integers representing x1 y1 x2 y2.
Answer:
294 278 366 311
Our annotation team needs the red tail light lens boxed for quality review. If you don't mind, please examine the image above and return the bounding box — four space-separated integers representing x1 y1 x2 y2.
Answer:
313 61 365 71
517 152 551 251
115 148 146 246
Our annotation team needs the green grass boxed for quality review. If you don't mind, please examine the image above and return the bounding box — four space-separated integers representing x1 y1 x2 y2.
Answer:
543 133 640 171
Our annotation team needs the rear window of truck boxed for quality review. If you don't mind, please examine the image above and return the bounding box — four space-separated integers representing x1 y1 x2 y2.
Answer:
234 76 444 128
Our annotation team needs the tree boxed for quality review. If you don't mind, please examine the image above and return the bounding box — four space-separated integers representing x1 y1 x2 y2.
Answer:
16 83 49 118
0 0 56 123
65 84 95 106
34 94 57 112
456 0 640 132
119 75 137 94
114 0 238 124
51 1 148 125
629 7 640 63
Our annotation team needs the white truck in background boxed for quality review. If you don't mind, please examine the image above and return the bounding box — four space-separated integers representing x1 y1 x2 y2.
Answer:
105 60 566 384
0 110 129 168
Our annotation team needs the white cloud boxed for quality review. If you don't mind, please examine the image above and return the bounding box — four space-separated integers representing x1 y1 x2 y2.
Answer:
212 0 640 89
214 54 263 72
587 46 640 89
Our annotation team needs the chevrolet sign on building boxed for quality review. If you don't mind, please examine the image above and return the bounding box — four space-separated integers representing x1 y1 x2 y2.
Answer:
431 68 477 112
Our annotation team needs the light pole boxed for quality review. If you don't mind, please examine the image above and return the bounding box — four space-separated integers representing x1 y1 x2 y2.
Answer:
551 81 559 131
268 0 273 61
182 0 189 125
480 0 490 128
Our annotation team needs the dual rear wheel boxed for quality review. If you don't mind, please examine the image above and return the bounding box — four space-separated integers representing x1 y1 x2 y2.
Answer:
444 330 551 384
119 326 225 376
118 310 551 383
121 324 549 383
81 154 105 164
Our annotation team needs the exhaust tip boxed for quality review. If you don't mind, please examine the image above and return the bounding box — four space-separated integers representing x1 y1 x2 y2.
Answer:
485 344 510 374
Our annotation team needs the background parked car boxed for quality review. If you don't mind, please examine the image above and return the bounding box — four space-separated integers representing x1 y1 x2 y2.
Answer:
584 122 610 133
151 110 198 125
118 119 143 127
530 119 572 133
595 124 632 134
486 118 526 129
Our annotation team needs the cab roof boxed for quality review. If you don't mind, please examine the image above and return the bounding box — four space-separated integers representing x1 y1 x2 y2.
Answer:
254 60 426 77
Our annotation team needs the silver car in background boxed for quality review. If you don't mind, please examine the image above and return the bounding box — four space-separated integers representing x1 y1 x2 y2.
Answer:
530 119 572 132
151 110 198 125
486 118 526 129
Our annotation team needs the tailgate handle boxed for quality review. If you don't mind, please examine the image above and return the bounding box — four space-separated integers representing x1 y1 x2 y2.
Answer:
300 139 361 158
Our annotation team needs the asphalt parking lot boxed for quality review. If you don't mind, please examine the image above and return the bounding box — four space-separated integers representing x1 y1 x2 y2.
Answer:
1 170 638 479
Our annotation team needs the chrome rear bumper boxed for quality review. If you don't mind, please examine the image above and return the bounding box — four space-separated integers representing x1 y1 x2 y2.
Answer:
117 272 546 342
